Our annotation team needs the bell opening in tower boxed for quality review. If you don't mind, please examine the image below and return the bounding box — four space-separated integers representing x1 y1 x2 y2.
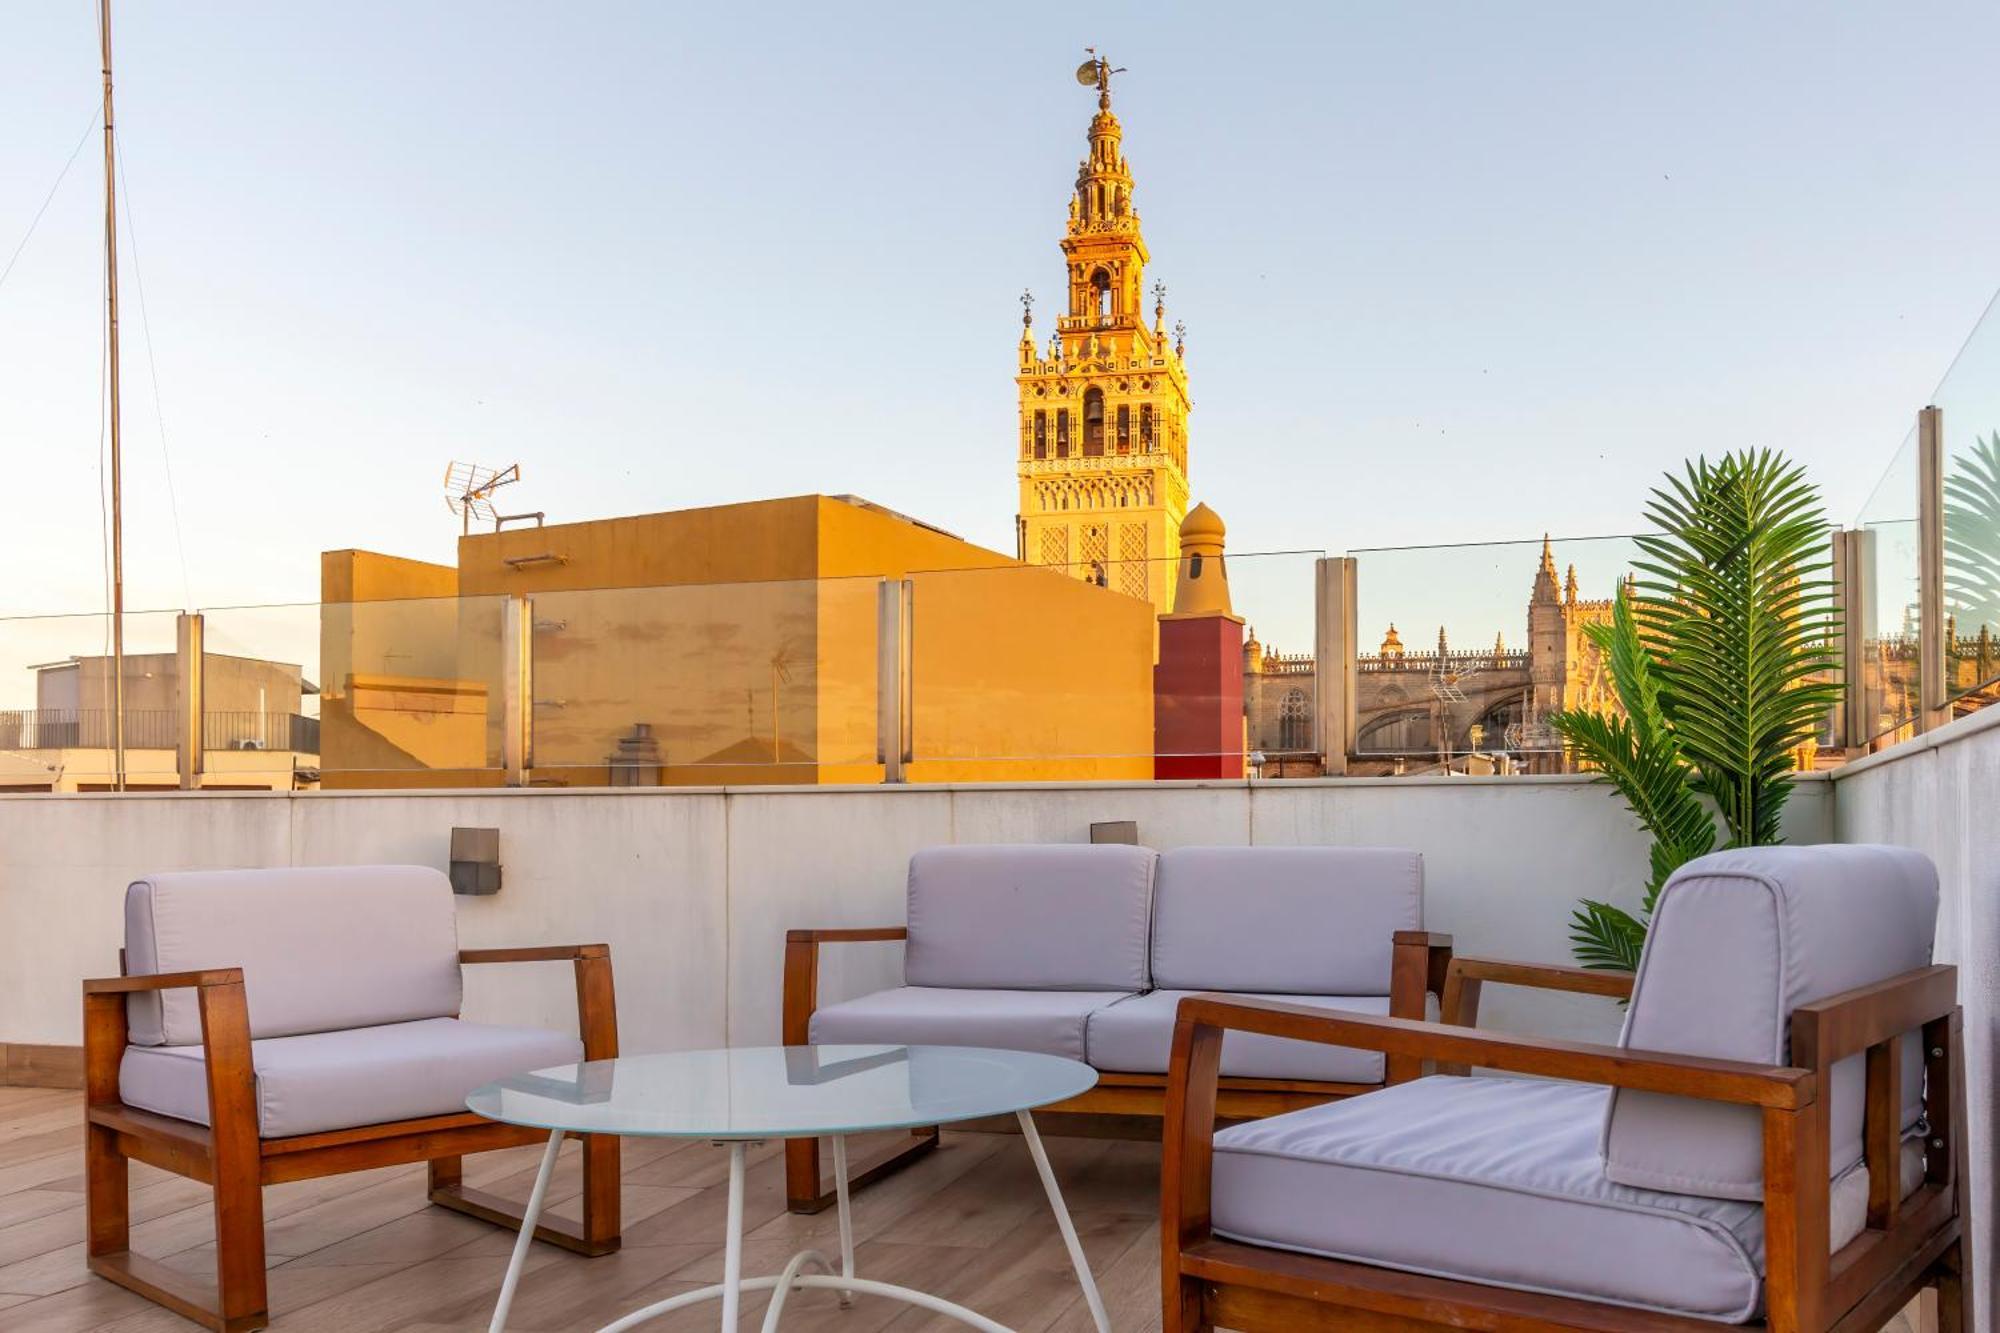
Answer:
1083 388 1106 456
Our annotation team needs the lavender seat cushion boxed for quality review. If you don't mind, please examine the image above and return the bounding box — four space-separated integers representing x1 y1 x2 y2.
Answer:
1150 847 1421 994
1602 845 1938 1200
1086 991 1390 1082
124 866 462 1046
808 986 1133 1062
903 844 1156 991
1213 1076 1917 1325
119 1017 581 1139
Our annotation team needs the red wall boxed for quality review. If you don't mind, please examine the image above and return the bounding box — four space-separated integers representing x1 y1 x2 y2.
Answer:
1154 616 1245 779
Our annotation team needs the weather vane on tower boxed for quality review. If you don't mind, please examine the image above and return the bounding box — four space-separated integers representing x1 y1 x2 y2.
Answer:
1076 48 1125 107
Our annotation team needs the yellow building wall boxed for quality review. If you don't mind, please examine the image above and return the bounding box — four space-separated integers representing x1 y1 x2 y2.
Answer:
454 496 825 596
529 578 824 786
319 550 495 788
905 564 1156 783
323 495 1158 788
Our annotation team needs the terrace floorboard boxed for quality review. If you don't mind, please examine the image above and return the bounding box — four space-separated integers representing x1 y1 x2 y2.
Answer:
0 1088 1167 1332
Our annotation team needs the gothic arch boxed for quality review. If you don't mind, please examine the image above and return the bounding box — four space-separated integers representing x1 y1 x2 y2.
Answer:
1279 689 1312 752
1356 708 1432 755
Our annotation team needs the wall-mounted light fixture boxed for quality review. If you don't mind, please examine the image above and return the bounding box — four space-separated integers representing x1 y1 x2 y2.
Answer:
449 827 502 895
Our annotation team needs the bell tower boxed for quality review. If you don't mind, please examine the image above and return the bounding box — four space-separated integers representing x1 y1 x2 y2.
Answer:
1015 53 1190 613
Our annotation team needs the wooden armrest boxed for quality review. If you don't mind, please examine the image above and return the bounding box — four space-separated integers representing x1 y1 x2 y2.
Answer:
1175 993 1811 1109
83 968 244 994
1440 955 1633 1030
460 944 609 964
785 927 907 945
1448 956 1633 998
783 927 907 1044
83 969 255 1118
460 945 618 1059
1791 964 1956 1066
459 945 618 1059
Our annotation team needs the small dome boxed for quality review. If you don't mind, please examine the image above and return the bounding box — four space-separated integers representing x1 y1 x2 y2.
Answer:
1380 623 1404 656
1179 502 1225 543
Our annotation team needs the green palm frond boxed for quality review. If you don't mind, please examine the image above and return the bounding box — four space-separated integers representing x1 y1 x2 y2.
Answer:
1550 448 1841 972
1944 432 2000 635
1569 899 1647 973
1627 450 1840 847
1549 588 1715 909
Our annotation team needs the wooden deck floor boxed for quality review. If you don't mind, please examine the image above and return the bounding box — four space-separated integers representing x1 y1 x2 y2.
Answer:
0 1087 1166 1332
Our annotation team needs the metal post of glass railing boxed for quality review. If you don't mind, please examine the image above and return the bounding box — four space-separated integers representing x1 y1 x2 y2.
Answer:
1314 556 1357 776
1918 405 1948 734
502 594 534 784
175 612 204 791
876 579 911 783
1831 531 1865 753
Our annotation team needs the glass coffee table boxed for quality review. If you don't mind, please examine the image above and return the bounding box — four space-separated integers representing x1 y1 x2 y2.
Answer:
467 1044 1108 1332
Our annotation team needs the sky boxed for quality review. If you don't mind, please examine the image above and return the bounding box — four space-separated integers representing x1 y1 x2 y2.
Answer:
3 2 1998 657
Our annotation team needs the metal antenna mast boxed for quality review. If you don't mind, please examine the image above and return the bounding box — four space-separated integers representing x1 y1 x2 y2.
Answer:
100 0 127 791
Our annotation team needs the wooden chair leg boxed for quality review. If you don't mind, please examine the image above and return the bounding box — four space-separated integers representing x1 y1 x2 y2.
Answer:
429 1153 463 1194
1164 1274 1210 1333
202 978 269 1330
429 1140 621 1256
211 1145 269 1330
579 1133 621 1250
1933 1241 1964 1333
85 1121 130 1259
785 1136 824 1214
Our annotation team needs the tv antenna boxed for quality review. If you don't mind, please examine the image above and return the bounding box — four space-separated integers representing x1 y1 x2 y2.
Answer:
444 461 535 534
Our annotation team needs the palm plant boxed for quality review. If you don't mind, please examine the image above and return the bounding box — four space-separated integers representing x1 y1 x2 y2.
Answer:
1944 431 2000 637
1550 449 1842 972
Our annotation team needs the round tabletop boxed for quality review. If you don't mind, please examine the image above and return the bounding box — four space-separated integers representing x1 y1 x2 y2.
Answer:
466 1044 1099 1140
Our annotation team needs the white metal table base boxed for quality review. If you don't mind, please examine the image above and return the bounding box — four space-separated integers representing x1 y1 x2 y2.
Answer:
486 1111 1111 1333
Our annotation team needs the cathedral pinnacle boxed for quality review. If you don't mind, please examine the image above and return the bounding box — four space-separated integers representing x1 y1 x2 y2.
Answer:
1532 534 1562 604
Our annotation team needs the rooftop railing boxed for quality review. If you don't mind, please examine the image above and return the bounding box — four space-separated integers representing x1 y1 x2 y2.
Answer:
4 288 1994 790
0 494 1978 790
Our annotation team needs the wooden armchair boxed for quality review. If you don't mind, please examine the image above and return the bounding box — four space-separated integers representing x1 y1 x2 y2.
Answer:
1163 846 1966 1333
83 868 620 1332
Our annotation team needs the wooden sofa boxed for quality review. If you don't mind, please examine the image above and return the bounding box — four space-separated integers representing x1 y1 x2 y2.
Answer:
1162 845 1966 1332
82 866 619 1331
783 843 1452 1214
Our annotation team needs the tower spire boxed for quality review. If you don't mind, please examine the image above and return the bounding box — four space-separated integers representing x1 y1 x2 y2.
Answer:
1014 56 1188 613
1070 53 1137 241
1532 534 1561 604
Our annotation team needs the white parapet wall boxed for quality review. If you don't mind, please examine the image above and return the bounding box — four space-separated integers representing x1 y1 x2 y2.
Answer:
2 758 1984 1321
1830 706 2000 1326
0 772 1831 1055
